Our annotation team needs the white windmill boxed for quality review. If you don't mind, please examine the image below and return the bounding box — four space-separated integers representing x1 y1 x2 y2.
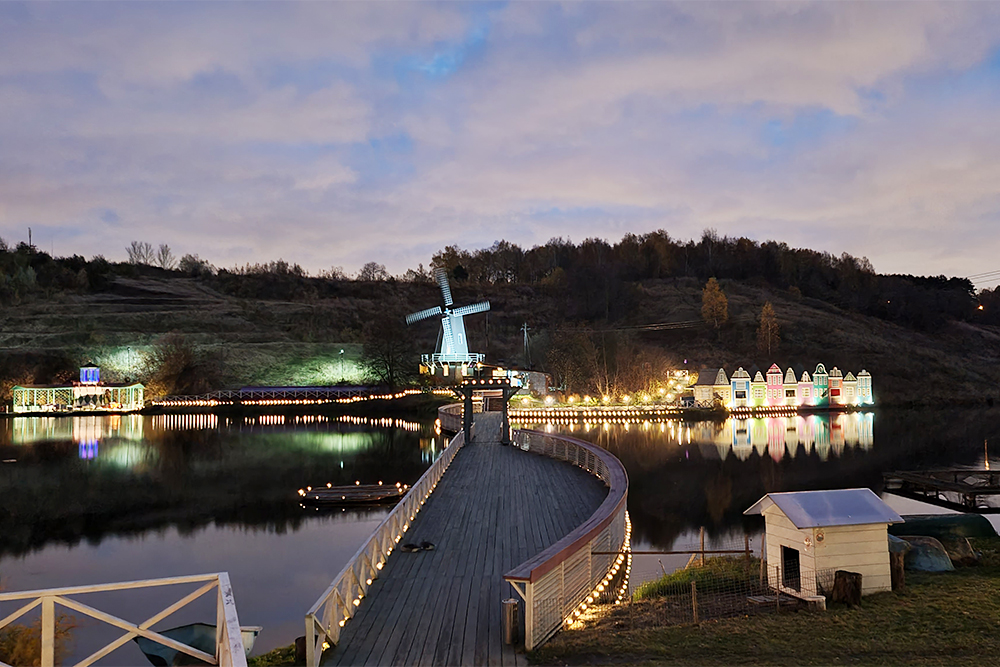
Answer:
406 268 490 373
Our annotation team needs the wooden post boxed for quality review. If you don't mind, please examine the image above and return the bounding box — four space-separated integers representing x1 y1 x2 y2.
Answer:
699 527 705 567
463 389 473 444
691 581 698 624
41 596 55 667
890 552 906 592
832 570 863 607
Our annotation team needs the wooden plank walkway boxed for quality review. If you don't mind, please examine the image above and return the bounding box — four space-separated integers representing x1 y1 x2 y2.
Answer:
323 412 607 666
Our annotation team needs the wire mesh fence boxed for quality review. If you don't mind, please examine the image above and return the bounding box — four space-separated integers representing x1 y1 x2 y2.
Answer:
586 531 835 630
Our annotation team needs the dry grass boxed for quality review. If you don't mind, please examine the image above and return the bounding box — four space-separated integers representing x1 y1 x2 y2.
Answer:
531 539 1000 667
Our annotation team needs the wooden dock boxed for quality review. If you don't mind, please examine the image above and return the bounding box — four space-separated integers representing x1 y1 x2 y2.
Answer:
322 412 608 666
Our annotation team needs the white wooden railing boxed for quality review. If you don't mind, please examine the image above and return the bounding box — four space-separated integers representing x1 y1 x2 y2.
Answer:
438 402 463 433
304 427 469 665
0 573 246 667
504 430 630 650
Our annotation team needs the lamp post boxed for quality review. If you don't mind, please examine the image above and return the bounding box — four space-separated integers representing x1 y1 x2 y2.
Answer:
339 349 345 383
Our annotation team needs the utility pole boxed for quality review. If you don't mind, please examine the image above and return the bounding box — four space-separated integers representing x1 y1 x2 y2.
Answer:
521 322 531 368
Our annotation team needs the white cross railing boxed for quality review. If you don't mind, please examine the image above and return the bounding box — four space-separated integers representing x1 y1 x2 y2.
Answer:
0 573 246 667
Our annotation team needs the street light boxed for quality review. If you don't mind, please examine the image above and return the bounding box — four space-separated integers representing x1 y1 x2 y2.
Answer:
339 349 345 383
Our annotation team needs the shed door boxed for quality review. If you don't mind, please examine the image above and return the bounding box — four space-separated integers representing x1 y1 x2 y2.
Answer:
781 545 801 591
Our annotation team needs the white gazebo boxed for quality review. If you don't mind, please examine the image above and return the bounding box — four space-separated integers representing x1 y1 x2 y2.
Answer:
745 488 902 598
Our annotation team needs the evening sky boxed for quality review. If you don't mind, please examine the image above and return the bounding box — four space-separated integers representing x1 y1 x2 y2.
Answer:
2 2 999 287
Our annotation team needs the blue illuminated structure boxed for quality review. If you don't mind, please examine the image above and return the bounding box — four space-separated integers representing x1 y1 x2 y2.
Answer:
80 363 100 385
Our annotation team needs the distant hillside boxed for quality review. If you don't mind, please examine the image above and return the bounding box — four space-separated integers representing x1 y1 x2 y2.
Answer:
0 267 997 407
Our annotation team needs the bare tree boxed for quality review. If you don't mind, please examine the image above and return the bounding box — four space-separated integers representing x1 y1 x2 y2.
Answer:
156 244 177 270
357 261 389 281
757 301 781 355
126 241 154 265
360 314 414 388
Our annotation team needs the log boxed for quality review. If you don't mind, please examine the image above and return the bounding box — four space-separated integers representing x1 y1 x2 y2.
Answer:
831 570 862 607
890 551 906 591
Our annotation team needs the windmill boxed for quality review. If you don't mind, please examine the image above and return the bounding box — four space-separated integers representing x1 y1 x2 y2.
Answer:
406 268 490 373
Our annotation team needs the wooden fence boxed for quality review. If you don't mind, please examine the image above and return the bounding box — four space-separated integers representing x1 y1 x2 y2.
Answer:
504 430 630 649
304 427 470 665
0 573 246 667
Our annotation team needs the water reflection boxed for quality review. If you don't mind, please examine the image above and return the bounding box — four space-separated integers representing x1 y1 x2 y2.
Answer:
519 412 874 463
0 414 440 557
516 408 1000 553
0 413 441 659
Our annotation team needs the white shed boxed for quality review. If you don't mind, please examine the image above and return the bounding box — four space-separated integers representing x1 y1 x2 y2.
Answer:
744 488 902 598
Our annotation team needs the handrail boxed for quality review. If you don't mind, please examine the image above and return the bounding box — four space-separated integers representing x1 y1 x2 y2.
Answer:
0 573 246 667
504 430 630 650
438 403 463 433
304 426 470 666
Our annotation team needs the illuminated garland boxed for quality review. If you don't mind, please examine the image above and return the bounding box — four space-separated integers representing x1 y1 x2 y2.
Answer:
565 511 632 627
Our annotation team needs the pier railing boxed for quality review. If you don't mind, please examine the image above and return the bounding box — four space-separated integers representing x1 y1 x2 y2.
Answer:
438 402 463 433
305 427 470 666
504 430 630 650
0 573 246 667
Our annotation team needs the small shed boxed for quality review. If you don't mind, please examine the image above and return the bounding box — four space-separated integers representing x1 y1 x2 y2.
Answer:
745 488 902 598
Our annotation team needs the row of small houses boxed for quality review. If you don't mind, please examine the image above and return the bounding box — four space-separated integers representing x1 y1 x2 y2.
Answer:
693 363 873 409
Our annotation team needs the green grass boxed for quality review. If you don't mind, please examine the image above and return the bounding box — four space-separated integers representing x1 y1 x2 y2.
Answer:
248 644 298 666
531 539 1000 666
633 556 759 600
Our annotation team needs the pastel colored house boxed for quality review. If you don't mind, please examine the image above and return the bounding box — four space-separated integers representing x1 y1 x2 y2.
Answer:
842 372 858 405
828 367 844 405
812 364 829 407
783 368 798 406
765 364 784 405
857 370 873 405
730 367 751 407
797 371 812 406
694 368 729 407
751 371 766 407
713 370 732 405
745 488 902 600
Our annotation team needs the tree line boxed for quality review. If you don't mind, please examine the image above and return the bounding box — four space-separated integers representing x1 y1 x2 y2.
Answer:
428 231 981 332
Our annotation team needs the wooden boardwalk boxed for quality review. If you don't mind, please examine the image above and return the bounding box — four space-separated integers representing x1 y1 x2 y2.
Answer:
323 413 608 666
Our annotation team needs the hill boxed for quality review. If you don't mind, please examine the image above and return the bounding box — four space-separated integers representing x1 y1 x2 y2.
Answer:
0 264 997 407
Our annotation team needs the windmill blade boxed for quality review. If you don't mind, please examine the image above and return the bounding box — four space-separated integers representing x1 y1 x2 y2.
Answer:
451 301 491 317
434 268 454 307
405 306 443 325
441 315 456 352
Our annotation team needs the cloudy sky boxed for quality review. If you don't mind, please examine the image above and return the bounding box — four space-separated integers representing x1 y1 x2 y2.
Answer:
2 2 1000 287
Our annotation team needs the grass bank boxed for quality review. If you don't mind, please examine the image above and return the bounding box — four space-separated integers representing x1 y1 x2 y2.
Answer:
531 539 1000 666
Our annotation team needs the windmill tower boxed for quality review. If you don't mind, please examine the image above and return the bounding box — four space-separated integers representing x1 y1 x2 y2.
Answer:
406 268 490 377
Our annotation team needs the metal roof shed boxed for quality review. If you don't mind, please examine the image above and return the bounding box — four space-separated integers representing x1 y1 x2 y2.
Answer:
745 488 902 599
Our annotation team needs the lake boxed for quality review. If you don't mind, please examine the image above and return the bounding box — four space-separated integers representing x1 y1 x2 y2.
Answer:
3 407 999 661
0 414 445 661
516 407 1000 589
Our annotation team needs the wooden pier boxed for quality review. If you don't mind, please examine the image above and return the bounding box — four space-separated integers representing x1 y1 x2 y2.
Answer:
884 469 1000 513
318 412 610 666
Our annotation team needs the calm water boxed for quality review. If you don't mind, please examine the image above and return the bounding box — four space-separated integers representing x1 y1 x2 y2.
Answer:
0 414 446 661
517 408 1000 588
4 408 1000 661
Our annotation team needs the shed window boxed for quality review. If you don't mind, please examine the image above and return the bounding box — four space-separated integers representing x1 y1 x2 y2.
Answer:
781 546 801 591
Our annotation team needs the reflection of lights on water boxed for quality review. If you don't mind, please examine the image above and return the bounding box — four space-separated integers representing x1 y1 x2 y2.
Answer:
514 412 875 461
78 440 98 459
